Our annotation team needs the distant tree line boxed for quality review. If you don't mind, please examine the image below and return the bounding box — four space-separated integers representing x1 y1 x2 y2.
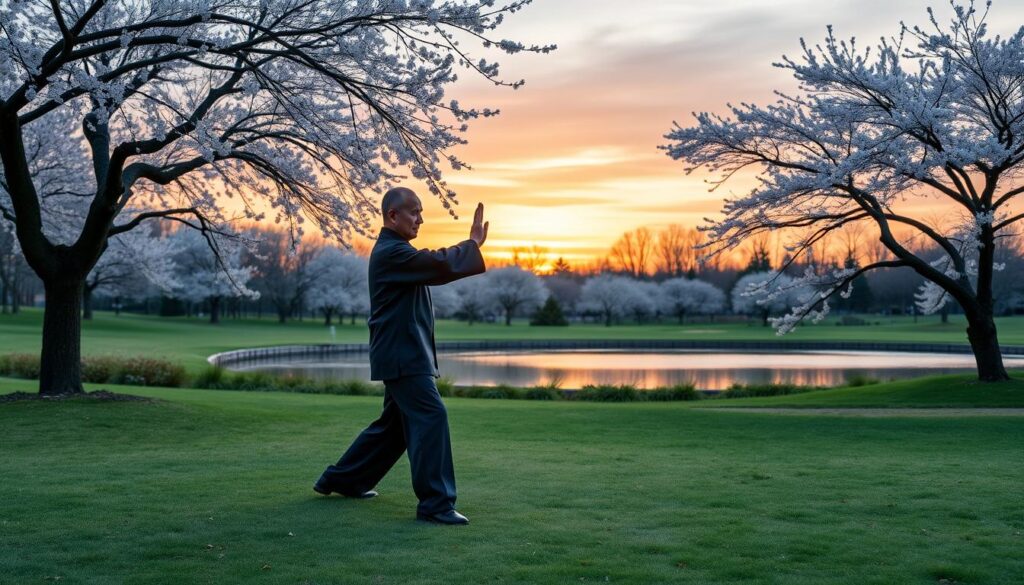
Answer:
6 216 1024 328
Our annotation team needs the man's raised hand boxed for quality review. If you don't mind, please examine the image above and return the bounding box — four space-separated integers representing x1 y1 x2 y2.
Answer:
470 202 489 247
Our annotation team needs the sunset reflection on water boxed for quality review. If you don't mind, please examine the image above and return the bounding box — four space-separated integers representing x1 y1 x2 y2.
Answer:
233 349 1024 390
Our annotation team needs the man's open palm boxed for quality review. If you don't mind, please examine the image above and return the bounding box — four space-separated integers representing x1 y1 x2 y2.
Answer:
470 203 489 247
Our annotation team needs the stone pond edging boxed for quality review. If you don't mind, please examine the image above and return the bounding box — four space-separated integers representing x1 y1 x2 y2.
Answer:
206 339 1024 368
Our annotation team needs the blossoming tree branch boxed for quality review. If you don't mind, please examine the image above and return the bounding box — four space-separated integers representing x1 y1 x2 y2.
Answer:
0 0 552 395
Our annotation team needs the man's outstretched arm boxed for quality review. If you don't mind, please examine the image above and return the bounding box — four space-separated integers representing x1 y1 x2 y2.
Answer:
379 203 489 286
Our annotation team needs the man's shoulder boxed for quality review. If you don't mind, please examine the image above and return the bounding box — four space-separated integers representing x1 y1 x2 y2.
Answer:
371 235 415 258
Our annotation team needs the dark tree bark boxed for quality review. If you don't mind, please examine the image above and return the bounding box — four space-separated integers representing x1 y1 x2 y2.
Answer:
39 279 85 395
965 312 1008 381
322 308 333 326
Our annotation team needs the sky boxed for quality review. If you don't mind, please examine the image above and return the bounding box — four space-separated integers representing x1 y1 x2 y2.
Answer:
360 0 1024 268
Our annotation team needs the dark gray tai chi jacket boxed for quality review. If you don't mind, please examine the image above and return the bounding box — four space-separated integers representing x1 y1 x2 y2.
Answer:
316 227 485 515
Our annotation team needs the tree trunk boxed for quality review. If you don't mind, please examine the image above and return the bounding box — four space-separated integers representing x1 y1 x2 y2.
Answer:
39 279 85 395
82 284 95 320
505 308 512 326
323 309 333 326
11 269 21 313
350 312 356 326
965 311 1009 381
209 295 221 324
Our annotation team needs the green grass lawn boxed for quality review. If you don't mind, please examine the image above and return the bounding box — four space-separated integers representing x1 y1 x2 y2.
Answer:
3 308 1024 373
1 377 1022 584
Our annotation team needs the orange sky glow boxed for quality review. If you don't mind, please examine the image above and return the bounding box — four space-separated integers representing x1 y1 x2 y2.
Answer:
326 1 1024 270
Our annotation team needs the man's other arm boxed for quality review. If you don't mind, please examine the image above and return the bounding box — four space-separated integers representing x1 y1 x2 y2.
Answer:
378 240 486 287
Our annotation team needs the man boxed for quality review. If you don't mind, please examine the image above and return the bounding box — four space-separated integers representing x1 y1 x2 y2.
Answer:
314 187 488 525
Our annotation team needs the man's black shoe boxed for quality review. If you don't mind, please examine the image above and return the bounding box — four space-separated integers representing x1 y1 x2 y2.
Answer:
416 510 469 525
313 481 377 499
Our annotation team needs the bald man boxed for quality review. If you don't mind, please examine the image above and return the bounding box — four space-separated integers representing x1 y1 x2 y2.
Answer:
314 187 488 525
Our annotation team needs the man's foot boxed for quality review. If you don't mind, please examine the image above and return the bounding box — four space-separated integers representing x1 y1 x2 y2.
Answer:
416 510 469 525
313 481 378 499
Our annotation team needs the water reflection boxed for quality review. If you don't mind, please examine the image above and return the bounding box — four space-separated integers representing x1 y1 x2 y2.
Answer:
228 349 1024 390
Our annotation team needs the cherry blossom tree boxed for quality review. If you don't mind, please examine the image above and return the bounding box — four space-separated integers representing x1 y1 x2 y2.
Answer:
0 1 551 394
665 1 1024 380
482 265 546 325
580 275 635 326
659 277 725 324
247 227 321 323
443 277 493 325
625 279 659 324
168 226 259 324
83 225 178 319
306 246 368 326
428 283 461 320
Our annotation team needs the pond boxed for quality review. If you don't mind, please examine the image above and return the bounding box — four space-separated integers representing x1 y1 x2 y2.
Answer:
225 349 1023 390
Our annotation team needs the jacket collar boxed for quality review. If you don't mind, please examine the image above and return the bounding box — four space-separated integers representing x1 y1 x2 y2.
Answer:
379 226 407 242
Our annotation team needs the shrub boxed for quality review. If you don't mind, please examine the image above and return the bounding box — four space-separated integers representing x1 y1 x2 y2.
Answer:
108 356 187 387
454 384 522 399
646 383 701 401
435 376 456 397
573 384 639 402
845 374 880 387
190 367 383 396
0 353 41 379
530 296 569 326
719 382 815 398
525 387 561 400
192 365 227 388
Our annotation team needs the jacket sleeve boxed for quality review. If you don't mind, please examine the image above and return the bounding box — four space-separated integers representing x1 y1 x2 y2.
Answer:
378 239 486 286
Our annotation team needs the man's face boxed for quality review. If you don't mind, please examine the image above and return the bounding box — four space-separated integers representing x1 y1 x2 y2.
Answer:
389 195 423 241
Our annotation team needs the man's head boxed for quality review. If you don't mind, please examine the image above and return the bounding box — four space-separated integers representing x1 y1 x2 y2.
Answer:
381 187 423 241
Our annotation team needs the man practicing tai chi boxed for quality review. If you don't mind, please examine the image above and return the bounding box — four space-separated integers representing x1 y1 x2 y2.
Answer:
314 186 488 525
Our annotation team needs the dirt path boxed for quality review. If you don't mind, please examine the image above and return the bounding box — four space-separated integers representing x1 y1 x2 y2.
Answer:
699 407 1024 417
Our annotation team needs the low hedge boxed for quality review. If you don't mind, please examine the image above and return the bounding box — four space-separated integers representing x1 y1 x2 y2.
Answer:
191 366 382 396
0 353 187 387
